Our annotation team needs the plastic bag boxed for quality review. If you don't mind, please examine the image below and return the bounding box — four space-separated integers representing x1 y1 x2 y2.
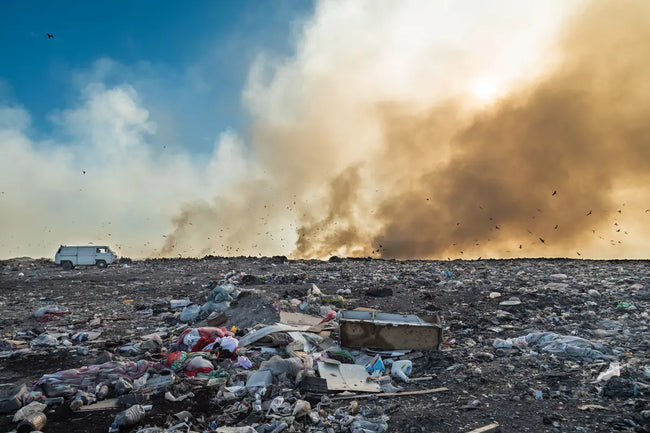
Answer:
180 304 200 323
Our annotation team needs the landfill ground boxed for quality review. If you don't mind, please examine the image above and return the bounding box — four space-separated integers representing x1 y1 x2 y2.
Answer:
0 256 648 433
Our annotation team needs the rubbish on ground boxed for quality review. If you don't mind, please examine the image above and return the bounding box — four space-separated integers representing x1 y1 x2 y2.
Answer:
317 360 381 392
179 304 201 323
493 332 614 361
34 304 69 319
279 311 322 326
466 423 501 433
1 257 647 433
207 311 227 326
245 369 273 391
339 310 442 350
215 427 257 433
391 360 413 382
76 398 120 411
595 362 621 382
29 333 59 348
164 391 194 402
238 324 309 347
578 404 614 411
408 376 434 382
365 354 385 375
170 299 192 309
329 387 449 401
499 297 521 306
108 404 151 433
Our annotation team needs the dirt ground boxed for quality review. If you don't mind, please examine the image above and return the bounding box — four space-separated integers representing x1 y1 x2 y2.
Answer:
0 257 648 432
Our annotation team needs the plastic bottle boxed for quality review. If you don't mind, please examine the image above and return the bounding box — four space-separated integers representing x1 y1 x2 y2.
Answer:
391 360 413 383
108 404 150 432
96 383 109 400
114 377 134 395
251 392 263 414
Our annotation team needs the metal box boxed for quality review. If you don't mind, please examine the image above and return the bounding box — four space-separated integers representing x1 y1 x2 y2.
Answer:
339 310 442 350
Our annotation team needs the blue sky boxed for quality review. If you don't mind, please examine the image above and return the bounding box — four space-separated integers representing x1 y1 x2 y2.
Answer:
1 0 314 153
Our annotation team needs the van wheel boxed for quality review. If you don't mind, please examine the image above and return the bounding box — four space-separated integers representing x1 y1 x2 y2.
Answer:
62 261 73 270
96 260 107 269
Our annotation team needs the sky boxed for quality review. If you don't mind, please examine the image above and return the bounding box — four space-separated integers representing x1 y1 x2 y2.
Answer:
1 0 649 260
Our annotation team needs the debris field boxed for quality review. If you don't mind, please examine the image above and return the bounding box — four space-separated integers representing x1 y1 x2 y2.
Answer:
0 257 648 433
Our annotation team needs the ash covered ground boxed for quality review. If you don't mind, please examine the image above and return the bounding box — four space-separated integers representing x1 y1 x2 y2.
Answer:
0 257 648 433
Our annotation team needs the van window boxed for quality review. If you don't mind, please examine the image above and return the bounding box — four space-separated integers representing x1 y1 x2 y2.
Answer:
97 247 108 253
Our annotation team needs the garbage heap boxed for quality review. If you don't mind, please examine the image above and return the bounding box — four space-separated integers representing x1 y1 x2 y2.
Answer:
1 263 648 433
0 277 447 433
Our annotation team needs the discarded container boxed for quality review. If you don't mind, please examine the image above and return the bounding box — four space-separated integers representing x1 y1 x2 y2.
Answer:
108 404 150 432
365 355 385 375
339 311 442 351
115 377 134 395
170 299 192 309
391 360 413 383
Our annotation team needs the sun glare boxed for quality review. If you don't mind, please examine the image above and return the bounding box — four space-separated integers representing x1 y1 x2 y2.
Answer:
471 77 499 103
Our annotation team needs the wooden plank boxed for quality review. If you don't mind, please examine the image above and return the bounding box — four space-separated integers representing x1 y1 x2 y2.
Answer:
77 398 120 411
329 387 448 401
466 423 500 433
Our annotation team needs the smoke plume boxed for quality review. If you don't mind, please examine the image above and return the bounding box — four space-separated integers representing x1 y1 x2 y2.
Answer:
160 0 650 259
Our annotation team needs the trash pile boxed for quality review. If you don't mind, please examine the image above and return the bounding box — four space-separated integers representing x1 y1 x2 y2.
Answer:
0 257 648 432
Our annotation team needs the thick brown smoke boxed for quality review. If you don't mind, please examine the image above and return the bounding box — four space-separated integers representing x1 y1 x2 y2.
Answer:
162 0 650 259
295 0 650 258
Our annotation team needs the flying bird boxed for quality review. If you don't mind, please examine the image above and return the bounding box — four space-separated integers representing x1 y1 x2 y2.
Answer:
47 33 54 39
586 210 592 216
554 225 558 229
539 237 545 243
82 170 86 174
552 190 557 196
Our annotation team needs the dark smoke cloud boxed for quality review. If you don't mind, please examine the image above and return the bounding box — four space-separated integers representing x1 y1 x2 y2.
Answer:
295 0 650 258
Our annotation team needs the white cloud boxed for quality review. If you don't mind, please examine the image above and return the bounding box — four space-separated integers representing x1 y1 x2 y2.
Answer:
0 81 248 259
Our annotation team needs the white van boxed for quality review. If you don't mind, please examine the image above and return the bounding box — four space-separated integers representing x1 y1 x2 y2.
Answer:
54 245 116 270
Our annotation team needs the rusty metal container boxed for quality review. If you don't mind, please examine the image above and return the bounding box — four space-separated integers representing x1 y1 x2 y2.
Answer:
339 310 442 351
